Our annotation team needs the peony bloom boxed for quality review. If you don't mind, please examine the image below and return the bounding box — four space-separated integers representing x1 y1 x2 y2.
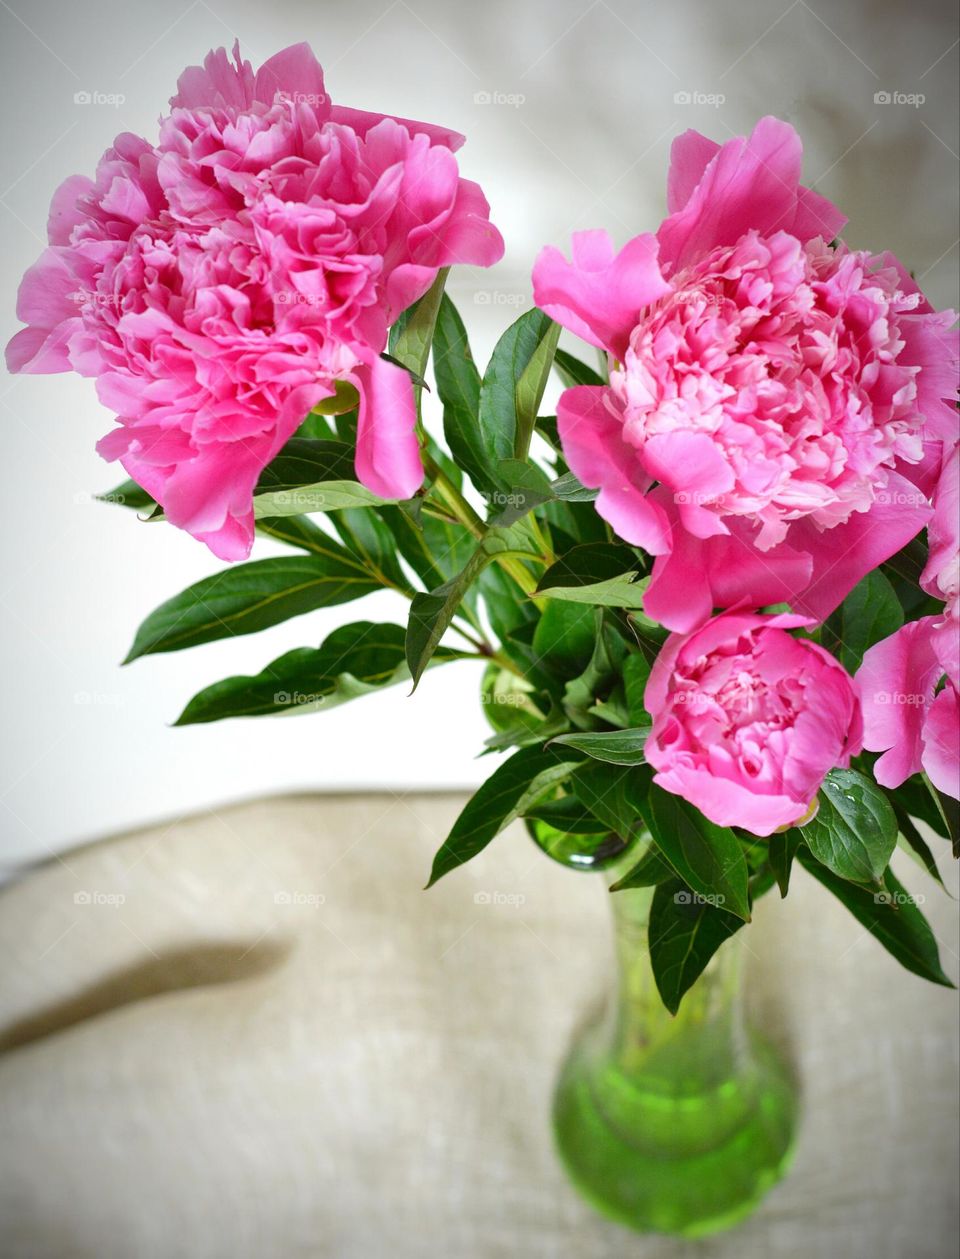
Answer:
856 616 959 800
644 611 862 835
533 117 959 631
920 440 960 681
6 42 504 559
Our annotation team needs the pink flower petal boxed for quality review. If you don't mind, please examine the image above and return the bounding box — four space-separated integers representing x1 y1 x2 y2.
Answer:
790 471 932 622
657 116 843 273
353 355 424 500
556 385 670 553
533 229 669 358
857 618 942 789
922 685 960 800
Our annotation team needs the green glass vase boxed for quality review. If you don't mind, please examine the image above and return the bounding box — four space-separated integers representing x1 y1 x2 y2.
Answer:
553 871 799 1237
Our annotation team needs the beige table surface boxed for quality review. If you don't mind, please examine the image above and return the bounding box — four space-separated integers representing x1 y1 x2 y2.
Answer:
0 792 957 1259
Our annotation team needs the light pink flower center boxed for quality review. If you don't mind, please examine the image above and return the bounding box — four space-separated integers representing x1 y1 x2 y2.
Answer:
660 631 806 788
611 231 926 549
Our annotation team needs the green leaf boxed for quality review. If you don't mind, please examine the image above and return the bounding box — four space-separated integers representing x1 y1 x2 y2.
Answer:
309 379 360 415
388 268 449 379
256 439 357 493
523 795 607 835
124 552 379 661
514 319 560 460
432 294 496 494
531 599 597 676
549 472 598 503
623 653 652 725
609 842 674 890
823 570 903 672
570 758 649 839
330 508 413 592
479 309 556 478
487 458 556 526
561 614 630 728
553 347 605 389
97 479 155 510
894 774 956 841
797 851 954 987
551 727 651 766
641 785 752 922
537 543 639 591
175 622 461 725
894 809 951 895
406 545 493 689
253 481 388 517
801 768 898 887
769 827 803 897
256 514 338 555
648 878 746 1014
536 543 648 608
426 745 581 886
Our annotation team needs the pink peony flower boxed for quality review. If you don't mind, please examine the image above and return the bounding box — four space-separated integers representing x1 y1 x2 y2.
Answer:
6 42 504 559
920 440 960 680
533 117 959 631
857 615 959 800
644 611 863 835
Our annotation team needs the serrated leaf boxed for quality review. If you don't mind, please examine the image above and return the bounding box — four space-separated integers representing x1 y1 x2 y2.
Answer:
801 768 898 887
426 745 581 886
125 552 379 661
175 622 461 725
797 850 954 987
648 878 746 1014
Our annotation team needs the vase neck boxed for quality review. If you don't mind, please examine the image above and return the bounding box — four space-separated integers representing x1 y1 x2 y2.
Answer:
603 874 748 1086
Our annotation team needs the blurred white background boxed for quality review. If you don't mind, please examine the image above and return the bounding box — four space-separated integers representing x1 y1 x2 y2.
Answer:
1 0 957 869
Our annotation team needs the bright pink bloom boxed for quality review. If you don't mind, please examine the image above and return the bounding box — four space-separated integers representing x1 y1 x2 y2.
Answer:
6 43 503 559
533 117 959 630
921 440 960 680
645 611 862 835
857 616 959 800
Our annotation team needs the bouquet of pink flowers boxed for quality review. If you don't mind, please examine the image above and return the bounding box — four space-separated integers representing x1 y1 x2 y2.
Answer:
9 41 958 1039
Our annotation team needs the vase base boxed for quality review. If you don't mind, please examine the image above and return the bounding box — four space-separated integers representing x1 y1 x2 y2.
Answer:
553 1032 798 1238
